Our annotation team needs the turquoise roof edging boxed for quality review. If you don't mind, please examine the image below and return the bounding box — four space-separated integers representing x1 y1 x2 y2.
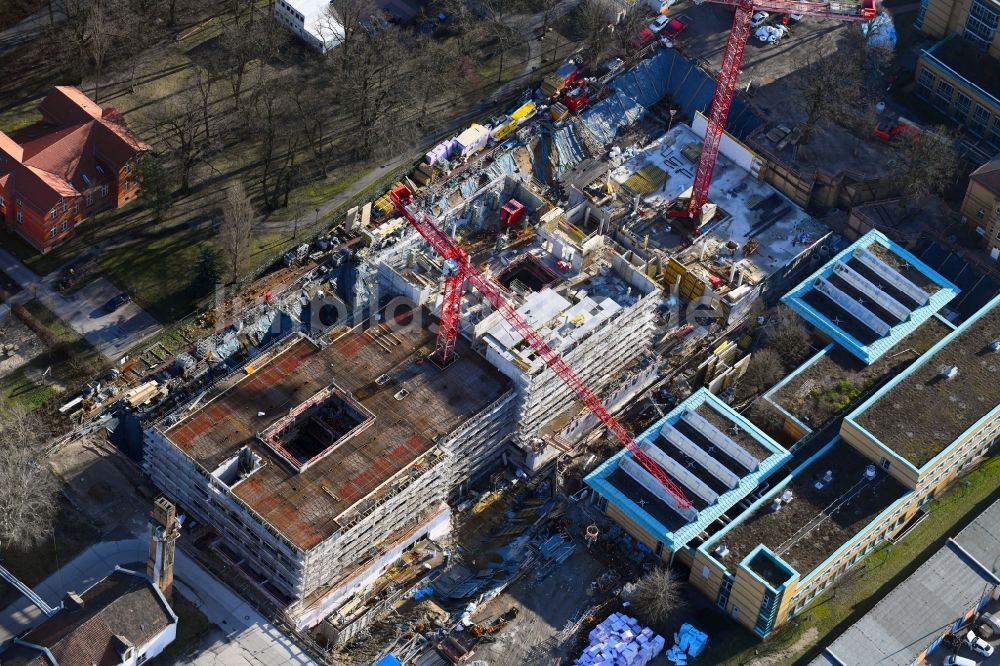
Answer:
741 544 801 594
583 388 791 553
761 343 838 439
782 230 959 365
846 292 1000 472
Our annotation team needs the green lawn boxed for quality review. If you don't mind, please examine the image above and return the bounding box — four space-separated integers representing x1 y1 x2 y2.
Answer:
0 368 61 410
708 453 1000 665
96 224 214 323
0 299 103 413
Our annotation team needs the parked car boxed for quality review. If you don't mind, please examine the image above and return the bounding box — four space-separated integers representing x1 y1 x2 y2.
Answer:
633 27 656 47
966 631 995 657
662 15 692 39
650 14 670 32
755 24 789 43
750 11 770 27
981 612 1000 634
105 293 131 313
943 656 978 666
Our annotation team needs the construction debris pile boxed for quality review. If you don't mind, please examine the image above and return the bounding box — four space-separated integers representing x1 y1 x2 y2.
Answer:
575 612 665 666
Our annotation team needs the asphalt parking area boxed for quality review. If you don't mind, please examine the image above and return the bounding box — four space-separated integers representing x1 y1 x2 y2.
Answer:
59 278 161 361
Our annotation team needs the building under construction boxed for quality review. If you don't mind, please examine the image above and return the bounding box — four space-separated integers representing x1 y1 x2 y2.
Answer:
376 175 664 470
143 310 515 629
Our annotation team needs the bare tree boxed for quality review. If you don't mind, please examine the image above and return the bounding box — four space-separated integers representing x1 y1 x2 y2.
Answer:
892 127 959 207
146 69 215 192
219 19 277 110
739 348 784 397
765 306 812 362
0 405 58 554
628 567 685 626
795 55 862 146
578 0 614 62
219 181 255 282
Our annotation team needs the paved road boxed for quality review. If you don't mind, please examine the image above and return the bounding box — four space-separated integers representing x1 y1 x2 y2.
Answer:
0 1 63 54
0 248 161 362
0 537 315 665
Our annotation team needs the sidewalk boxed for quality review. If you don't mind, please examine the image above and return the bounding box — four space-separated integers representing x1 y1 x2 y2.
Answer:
0 537 315 665
0 247 161 361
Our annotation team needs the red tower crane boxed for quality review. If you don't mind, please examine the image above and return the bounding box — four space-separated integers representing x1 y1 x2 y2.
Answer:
390 185 693 510
675 0 876 224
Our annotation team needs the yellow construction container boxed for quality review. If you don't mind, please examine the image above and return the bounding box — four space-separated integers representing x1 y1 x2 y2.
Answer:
492 118 518 141
511 102 537 124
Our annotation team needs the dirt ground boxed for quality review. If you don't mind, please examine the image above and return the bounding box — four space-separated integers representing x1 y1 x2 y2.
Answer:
469 545 607 666
0 314 45 378
48 434 152 537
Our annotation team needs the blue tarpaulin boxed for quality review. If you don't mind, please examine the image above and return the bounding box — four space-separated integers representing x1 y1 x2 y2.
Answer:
375 656 402 666
580 48 764 147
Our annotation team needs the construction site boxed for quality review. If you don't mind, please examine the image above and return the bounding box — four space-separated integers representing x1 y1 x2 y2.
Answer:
1 0 993 662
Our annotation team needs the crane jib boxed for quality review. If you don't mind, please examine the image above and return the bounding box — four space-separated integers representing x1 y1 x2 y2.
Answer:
389 184 694 511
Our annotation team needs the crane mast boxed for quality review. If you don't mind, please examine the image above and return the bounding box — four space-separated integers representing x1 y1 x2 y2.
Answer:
683 0 877 221
390 185 693 511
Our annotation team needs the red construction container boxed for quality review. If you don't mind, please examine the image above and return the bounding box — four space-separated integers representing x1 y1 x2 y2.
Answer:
500 199 526 226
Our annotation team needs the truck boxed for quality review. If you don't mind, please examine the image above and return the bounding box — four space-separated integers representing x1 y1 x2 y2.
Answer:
540 61 579 99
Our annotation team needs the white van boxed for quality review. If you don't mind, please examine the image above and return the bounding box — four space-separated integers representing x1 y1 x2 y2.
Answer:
943 655 977 666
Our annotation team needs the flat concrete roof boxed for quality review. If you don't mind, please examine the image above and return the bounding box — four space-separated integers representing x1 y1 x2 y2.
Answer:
611 124 828 284
814 500 1000 666
162 310 511 550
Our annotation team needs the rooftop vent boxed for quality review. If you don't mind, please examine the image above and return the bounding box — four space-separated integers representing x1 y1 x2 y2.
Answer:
990 338 1000 352
714 544 730 559
864 464 876 481
822 470 834 484
940 366 959 380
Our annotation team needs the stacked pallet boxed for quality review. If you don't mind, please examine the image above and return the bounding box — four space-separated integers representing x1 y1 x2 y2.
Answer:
575 613 665 666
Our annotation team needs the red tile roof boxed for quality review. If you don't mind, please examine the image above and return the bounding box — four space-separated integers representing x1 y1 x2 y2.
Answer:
38 86 103 126
0 87 148 216
0 130 23 161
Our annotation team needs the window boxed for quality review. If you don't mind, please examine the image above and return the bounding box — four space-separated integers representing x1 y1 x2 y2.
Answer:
125 161 133 174
989 120 1000 151
73 201 79 214
61 219 69 232
915 0 928 28
100 184 109 197
124 180 131 192
964 0 999 51
61 198 67 212
50 209 57 220
49 227 56 239
16 210 22 224
880 457 891 471
952 92 971 122
137 653 148 665
933 80 954 112
16 198 22 207
0 198 4 210
702 565 710 578
971 105 991 135
915 69 935 100
86 193 94 207
732 607 740 619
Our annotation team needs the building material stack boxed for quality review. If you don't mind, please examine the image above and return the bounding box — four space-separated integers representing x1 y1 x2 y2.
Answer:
575 612 665 666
